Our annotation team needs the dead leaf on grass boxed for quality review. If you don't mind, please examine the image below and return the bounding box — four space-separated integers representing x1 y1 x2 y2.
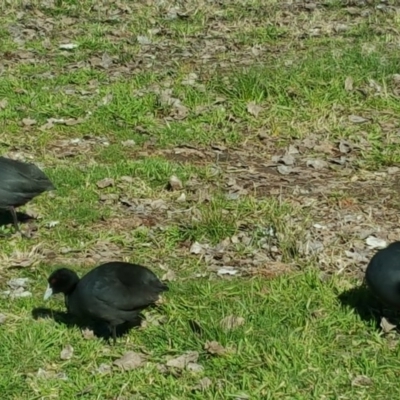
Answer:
280 154 296 166
348 115 368 124
217 267 239 276
137 35 152 45
277 165 293 175
168 175 183 191
0 314 6 324
380 317 397 333
220 315 245 331
193 377 212 391
0 99 8 109
22 118 36 126
121 139 135 147
388 167 399 174
141 313 167 329
182 73 198 86
190 241 205 254
7 278 30 290
96 178 115 189
306 159 327 170
3 287 32 299
60 344 74 360
246 101 263 117
204 340 226 356
96 363 112 375
176 193 186 202
81 328 95 340
99 93 113 106
166 351 199 370
365 236 387 250
36 368 68 380
59 43 78 50
338 140 352 154
187 362 204 373
100 193 119 202
351 375 373 387
113 351 147 371
162 269 176 281
100 52 113 69
344 76 353 91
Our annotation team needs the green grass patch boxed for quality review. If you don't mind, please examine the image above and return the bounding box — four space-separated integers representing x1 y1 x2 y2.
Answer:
1 0 400 398
1 271 398 399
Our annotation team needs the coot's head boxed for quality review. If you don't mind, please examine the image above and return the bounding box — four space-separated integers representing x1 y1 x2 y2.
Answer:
43 268 79 300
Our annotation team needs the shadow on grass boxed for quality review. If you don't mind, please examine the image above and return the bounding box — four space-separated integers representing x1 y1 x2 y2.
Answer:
31 307 143 343
338 284 400 329
0 210 33 226
0 210 33 228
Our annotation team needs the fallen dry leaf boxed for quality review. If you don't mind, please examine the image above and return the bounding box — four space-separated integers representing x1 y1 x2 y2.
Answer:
162 269 176 281
121 139 135 147
176 193 186 202
60 344 74 360
166 351 199 370
137 35 152 45
351 375 373 387
190 241 205 254
365 236 387 250
36 368 68 380
348 115 368 124
220 315 245 331
338 140 352 154
187 362 204 373
81 328 95 340
193 377 212 391
59 43 78 50
7 278 30 289
246 101 263 117
277 165 292 175
280 154 296 166
96 178 115 189
306 159 327 170
168 175 183 191
113 351 147 371
22 118 37 126
380 317 397 333
204 340 226 356
217 267 239 276
96 363 112 375
344 76 353 91
0 99 8 109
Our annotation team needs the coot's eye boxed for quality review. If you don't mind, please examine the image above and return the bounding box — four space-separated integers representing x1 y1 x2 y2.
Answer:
50 278 57 284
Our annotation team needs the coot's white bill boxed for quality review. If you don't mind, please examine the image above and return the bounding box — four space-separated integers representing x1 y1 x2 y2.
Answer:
43 285 53 300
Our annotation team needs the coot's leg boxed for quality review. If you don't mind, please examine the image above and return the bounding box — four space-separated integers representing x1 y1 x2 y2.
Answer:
112 325 117 345
9 207 29 238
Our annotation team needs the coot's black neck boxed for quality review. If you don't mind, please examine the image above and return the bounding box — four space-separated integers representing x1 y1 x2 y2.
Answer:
64 279 79 297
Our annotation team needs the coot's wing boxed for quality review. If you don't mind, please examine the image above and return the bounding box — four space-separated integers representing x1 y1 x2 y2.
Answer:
0 158 54 194
91 272 167 311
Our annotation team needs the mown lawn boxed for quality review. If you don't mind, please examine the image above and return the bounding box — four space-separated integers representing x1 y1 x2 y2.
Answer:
1 0 400 398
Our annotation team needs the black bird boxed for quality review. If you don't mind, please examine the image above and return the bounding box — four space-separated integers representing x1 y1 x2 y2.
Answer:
365 241 400 312
44 261 169 344
0 156 55 234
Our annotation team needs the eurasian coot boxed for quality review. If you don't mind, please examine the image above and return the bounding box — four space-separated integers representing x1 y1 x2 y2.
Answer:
365 241 400 310
0 156 55 234
44 261 169 344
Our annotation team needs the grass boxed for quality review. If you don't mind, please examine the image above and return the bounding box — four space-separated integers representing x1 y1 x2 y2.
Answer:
1 0 400 398
2 270 399 399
